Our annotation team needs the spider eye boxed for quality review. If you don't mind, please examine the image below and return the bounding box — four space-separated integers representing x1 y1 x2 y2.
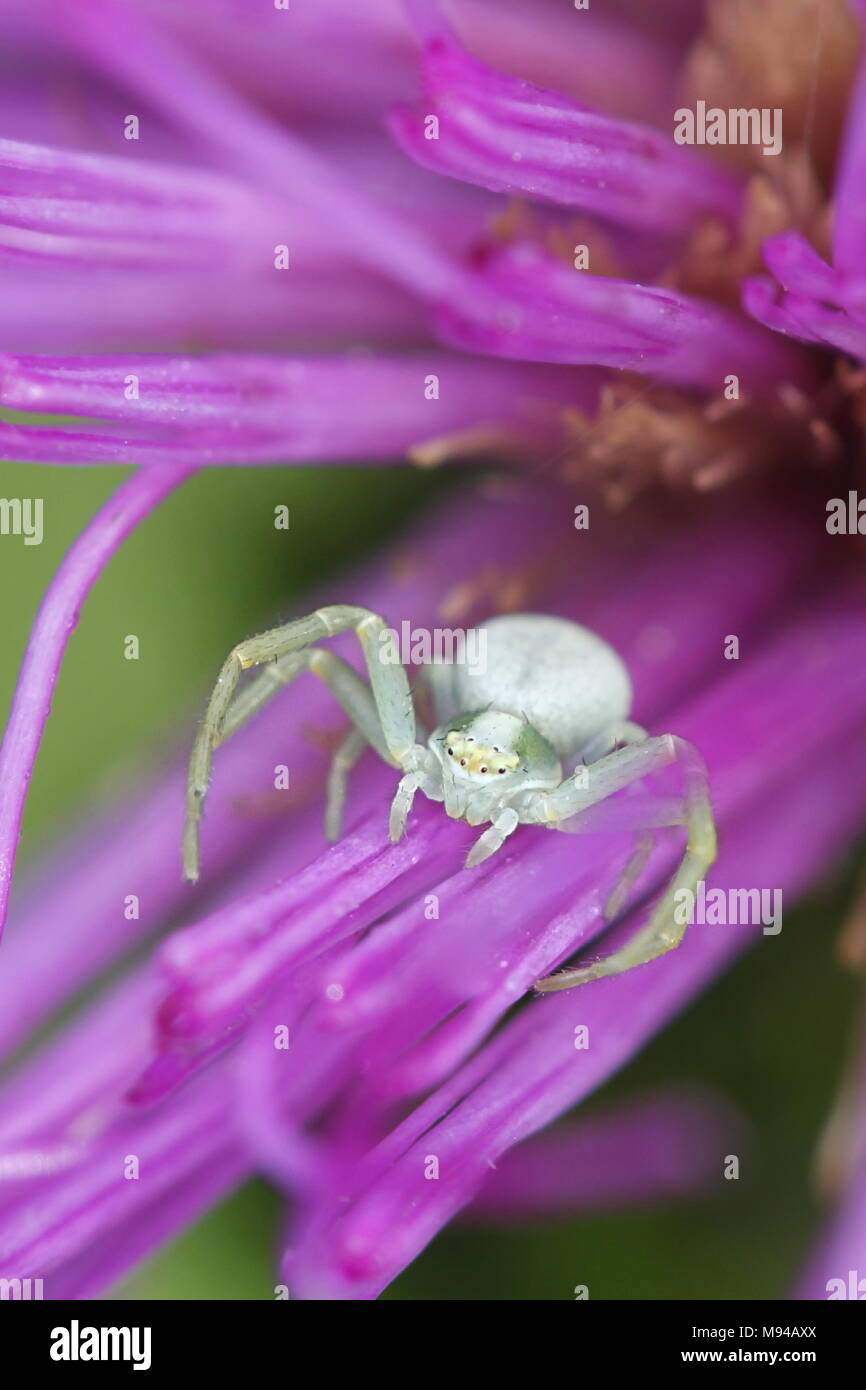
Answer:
460 759 467 766
498 767 506 774
480 766 488 774
447 747 454 756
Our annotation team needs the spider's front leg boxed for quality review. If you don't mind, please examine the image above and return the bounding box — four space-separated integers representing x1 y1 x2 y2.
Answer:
184 605 419 882
388 745 442 843
527 734 717 991
324 726 367 844
465 807 520 867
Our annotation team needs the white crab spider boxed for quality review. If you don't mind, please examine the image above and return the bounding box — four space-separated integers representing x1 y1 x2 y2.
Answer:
184 607 717 991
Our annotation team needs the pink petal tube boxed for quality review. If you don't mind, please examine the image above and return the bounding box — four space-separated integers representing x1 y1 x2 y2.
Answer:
0 466 195 934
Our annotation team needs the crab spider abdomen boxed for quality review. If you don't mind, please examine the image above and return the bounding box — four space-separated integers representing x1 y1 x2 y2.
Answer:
448 613 633 760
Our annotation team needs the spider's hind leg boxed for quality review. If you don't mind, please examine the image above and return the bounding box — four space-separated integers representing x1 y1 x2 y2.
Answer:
577 721 656 922
531 733 717 992
603 828 657 922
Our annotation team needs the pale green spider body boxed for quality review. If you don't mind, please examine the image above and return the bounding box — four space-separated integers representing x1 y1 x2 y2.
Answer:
184 607 716 991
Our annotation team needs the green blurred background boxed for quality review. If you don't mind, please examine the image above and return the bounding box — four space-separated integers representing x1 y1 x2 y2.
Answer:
0 459 862 1300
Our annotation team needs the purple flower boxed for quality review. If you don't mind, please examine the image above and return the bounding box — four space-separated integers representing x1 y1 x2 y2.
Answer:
1 0 865 1301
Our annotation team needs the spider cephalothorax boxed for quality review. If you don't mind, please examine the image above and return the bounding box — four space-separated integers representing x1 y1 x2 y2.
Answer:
432 711 553 825
184 607 716 991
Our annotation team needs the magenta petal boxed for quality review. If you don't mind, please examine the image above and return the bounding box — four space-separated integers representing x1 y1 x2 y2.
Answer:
832 10 866 276
0 261 426 355
56 0 494 312
794 1155 866 1301
0 351 592 467
0 466 195 936
742 77 866 369
390 23 741 238
438 243 813 392
466 1090 742 1219
744 271 866 360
